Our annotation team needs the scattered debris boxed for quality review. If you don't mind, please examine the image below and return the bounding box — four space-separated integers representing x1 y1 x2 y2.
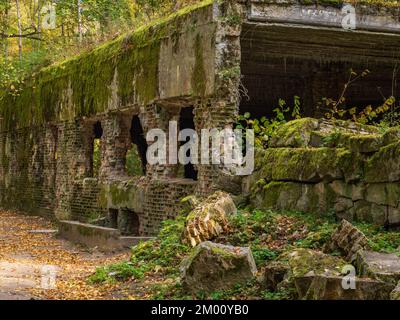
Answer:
259 261 289 291
183 191 237 247
323 219 370 262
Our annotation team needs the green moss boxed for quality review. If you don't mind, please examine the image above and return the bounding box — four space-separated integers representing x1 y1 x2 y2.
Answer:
109 183 131 205
191 34 207 97
364 142 400 182
0 0 214 130
285 248 346 278
382 126 400 145
259 147 353 182
297 0 400 8
125 144 144 176
270 118 319 147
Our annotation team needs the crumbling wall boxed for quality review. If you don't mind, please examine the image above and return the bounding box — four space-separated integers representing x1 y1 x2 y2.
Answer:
0 0 243 236
3 0 400 237
246 118 400 227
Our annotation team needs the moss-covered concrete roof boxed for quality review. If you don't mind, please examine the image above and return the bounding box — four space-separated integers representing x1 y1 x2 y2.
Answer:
0 0 214 131
257 0 400 8
2 0 400 132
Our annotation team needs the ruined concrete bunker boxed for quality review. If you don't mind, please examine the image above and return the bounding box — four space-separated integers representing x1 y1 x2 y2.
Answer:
1 0 400 236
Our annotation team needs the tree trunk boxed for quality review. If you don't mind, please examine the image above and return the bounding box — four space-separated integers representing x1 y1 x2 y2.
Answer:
77 0 82 43
3 0 9 60
15 0 23 61
37 0 41 49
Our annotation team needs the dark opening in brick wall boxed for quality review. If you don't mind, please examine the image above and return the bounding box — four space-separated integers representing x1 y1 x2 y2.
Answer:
91 121 103 177
119 209 140 236
126 115 148 176
179 107 198 181
108 208 118 229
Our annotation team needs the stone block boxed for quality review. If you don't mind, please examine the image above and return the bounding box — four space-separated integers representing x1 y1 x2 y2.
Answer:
356 250 400 285
58 220 123 251
323 219 370 262
180 241 257 294
295 274 393 300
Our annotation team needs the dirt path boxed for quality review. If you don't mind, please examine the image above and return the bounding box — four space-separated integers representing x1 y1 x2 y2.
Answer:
0 210 130 300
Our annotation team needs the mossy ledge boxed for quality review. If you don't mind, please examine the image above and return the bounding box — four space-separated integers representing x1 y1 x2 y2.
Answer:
0 0 215 131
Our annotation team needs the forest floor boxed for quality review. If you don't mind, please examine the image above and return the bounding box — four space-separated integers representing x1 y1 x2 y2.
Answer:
0 210 131 300
1 209 399 300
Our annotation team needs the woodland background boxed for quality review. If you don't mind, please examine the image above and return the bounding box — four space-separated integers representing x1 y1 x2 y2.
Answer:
0 0 194 92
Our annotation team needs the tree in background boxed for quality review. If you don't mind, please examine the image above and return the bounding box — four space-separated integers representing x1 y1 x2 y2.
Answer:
0 0 199 94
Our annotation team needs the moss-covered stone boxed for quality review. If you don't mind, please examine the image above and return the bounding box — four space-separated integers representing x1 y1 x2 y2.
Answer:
257 147 355 183
252 181 337 215
365 142 400 183
180 241 257 294
382 126 400 146
286 248 347 278
269 118 319 148
348 134 383 153
98 179 144 212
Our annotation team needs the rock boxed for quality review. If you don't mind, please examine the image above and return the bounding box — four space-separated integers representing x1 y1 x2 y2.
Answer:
382 126 400 146
365 142 400 183
353 200 387 225
214 171 242 195
258 148 350 183
280 249 347 299
183 191 236 247
329 181 365 201
260 261 290 291
388 206 400 226
180 241 257 294
365 183 400 207
390 281 400 300
348 134 383 153
356 250 400 285
287 249 347 279
269 118 319 148
323 219 370 262
254 181 337 215
295 274 393 300
333 197 354 216
180 195 200 212
283 248 393 300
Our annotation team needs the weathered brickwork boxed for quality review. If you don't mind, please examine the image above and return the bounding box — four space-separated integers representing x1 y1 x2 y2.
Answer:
2 0 400 237
0 0 244 236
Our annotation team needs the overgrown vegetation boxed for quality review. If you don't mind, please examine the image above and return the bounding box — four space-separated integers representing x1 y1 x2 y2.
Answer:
88 206 400 299
236 96 301 148
0 0 200 93
321 69 398 127
125 144 144 176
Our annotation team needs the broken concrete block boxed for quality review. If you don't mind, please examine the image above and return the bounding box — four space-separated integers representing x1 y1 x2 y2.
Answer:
183 191 236 247
390 281 400 300
269 118 320 148
323 219 370 262
295 274 393 300
356 250 400 285
365 142 400 183
260 261 290 291
287 249 347 278
180 241 257 294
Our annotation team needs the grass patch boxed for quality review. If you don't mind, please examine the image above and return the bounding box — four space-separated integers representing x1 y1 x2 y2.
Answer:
89 215 190 285
89 207 400 299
